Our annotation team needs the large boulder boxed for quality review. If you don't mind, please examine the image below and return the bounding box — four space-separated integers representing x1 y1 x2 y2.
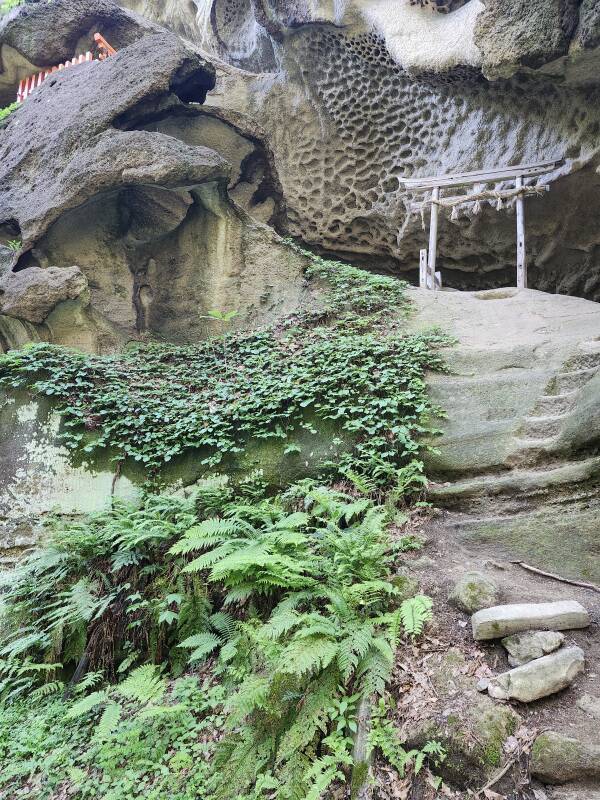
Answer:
0 0 162 106
0 31 220 249
474 0 581 79
0 3 307 347
531 731 600 784
0 265 88 323
449 570 499 613
486 646 585 703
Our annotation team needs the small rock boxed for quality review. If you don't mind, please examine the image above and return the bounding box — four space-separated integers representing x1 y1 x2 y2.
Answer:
576 693 600 720
502 630 565 666
531 730 600 784
472 601 589 641
391 573 420 602
449 570 499 613
476 677 490 692
487 646 584 703
546 788 600 799
410 555 436 571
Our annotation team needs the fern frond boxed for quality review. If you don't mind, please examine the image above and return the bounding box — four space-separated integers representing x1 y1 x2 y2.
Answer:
177 632 221 663
225 675 270 726
337 624 374 682
275 669 339 764
209 612 237 640
400 595 433 637
280 637 338 678
261 609 301 640
66 690 109 718
169 520 242 555
180 542 238 573
30 680 64 701
94 702 122 739
116 664 166 705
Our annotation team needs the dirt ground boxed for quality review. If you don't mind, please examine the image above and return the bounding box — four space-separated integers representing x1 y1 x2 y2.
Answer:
380 506 600 800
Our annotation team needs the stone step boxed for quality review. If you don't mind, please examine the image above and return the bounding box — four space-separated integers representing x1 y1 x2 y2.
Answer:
487 646 584 703
428 455 600 502
521 414 567 439
471 600 590 641
532 392 577 416
551 366 598 394
531 731 600 785
510 436 558 464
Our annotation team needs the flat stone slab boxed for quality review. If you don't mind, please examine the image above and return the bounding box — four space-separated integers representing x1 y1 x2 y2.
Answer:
472 601 589 641
502 630 565 666
487 646 585 703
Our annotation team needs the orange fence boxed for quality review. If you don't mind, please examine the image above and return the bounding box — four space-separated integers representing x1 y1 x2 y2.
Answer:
17 33 116 104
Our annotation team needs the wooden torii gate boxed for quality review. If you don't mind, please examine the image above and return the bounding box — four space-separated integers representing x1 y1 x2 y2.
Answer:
401 159 561 291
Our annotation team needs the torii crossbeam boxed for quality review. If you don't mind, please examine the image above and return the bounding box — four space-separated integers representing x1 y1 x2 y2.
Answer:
401 159 562 291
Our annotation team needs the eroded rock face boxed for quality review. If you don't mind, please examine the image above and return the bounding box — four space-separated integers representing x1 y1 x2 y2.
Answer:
0 266 88 324
0 0 308 348
121 0 600 299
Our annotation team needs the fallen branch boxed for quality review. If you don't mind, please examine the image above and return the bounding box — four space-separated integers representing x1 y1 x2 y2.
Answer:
511 561 600 594
479 755 518 794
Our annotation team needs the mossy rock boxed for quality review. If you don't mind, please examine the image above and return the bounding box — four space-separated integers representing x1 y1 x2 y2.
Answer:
403 649 521 788
448 571 499 613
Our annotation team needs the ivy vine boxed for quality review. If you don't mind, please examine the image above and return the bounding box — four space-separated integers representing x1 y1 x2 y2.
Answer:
0 247 449 486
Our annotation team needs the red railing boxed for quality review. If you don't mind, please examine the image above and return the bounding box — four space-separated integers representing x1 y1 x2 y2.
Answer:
16 33 117 104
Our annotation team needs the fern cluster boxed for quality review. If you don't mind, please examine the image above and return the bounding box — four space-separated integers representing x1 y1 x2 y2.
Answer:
0 495 198 699
166 485 434 799
0 479 436 798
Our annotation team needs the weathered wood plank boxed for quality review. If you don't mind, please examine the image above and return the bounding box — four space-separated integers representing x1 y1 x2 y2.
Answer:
516 175 527 288
427 187 439 285
419 248 427 289
408 184 550 213
402 159 561 191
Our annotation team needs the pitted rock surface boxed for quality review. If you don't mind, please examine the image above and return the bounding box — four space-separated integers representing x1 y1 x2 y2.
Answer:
0 31 222 251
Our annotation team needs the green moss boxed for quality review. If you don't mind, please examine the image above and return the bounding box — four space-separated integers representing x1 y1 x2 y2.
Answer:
463 509 600 583
350 760 369 799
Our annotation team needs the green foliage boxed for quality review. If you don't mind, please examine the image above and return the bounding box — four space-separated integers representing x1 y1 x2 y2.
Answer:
0 102 18 123
0 247 447 488
169 486 433 799
399 595 434 637
0 494 197 690
0 676 226 799
0 247 449 797
368 697 446 779
0 482 437 799
0 0 21 16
